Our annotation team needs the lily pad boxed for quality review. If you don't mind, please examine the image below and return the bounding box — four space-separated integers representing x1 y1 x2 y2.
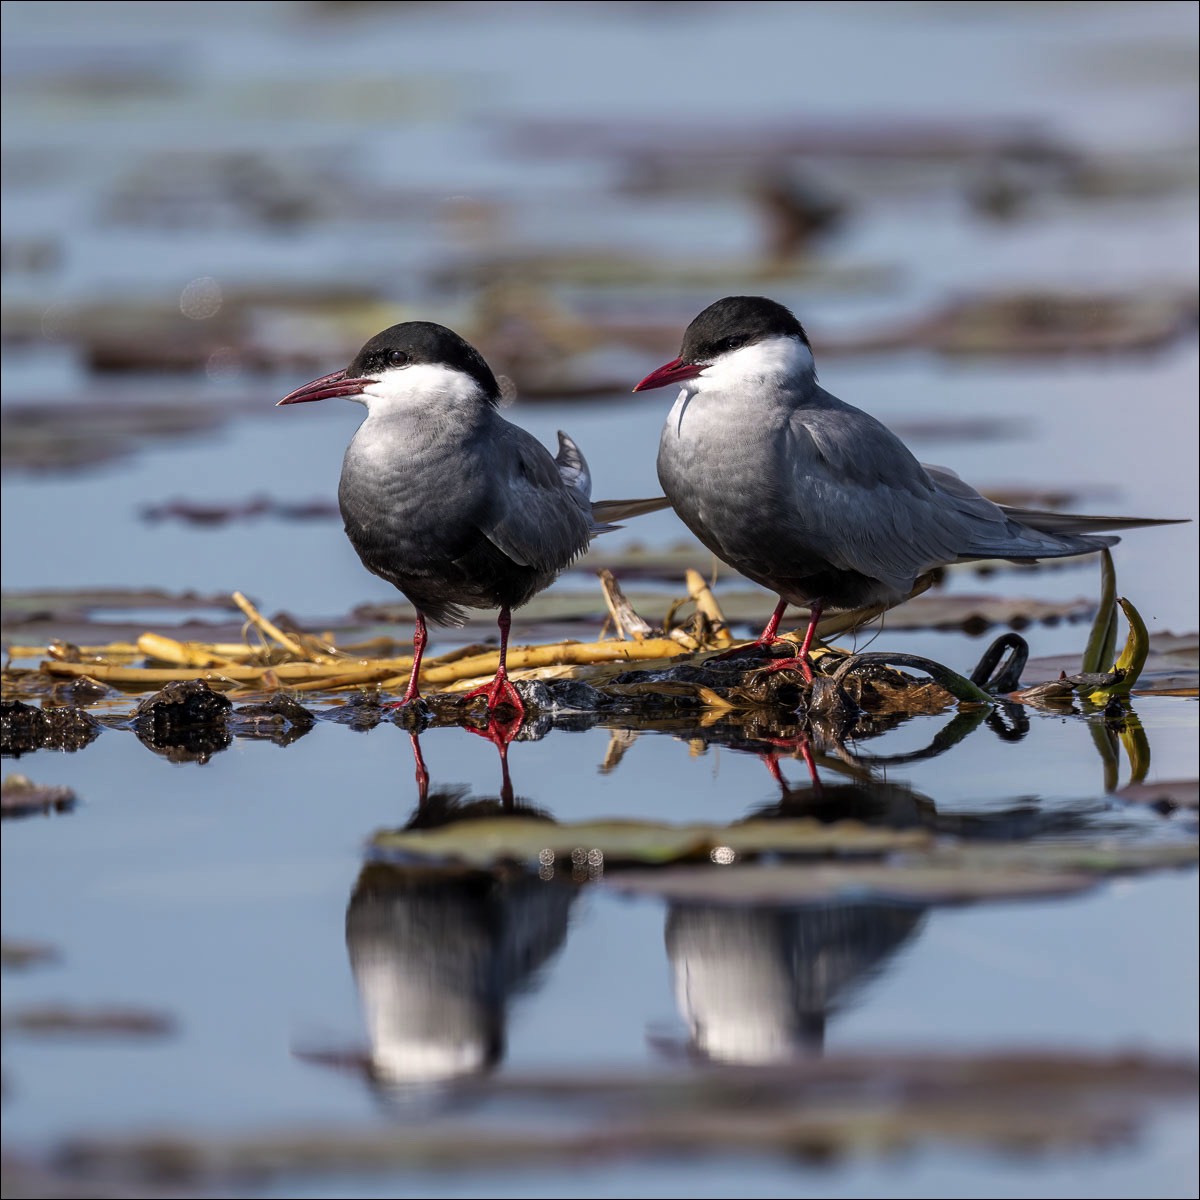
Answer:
0 773 77 818
1 1004 174 1038
1115 778 1199 813
1 938 59 969
609 861 1097 905
49 1050 1198 1181
369 816 932 870
607 840 1198 905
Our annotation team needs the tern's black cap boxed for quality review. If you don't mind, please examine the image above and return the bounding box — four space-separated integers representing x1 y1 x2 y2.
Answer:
680 296 810 363
349 322 500 401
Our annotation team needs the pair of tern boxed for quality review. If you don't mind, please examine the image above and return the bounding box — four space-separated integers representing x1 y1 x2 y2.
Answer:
279 296 1178 725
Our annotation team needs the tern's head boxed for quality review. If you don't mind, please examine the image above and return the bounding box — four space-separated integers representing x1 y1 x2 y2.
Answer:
633 296 814 394
277 322 500 412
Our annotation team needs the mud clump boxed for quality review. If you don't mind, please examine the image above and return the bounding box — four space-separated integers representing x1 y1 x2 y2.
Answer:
230 694 316 747
132 679 232 764
0 700 101 757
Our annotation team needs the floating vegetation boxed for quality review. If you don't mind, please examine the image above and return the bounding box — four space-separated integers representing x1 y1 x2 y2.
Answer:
1115 778 1199 813
0 937 59 970
26 1051 1199 1185
0 559 1191 829
0 773 77 819
816 288 1199 358
1 1004 175 1039
363 805 1197 898
1 559 1193 757
370 816 933 872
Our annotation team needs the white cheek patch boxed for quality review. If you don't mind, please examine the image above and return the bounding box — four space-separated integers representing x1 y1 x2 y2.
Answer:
361 363 484 414
698 335 815 391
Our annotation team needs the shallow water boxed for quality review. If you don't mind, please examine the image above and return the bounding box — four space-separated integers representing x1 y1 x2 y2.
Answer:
2 2 1198 1197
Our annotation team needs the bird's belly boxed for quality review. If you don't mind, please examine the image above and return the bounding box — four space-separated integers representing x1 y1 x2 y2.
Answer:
338 448 542 622
658 425 897 612
658 428 794 570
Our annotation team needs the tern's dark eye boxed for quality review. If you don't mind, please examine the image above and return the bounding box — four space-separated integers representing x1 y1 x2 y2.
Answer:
386 349 410 367
716 335 745 354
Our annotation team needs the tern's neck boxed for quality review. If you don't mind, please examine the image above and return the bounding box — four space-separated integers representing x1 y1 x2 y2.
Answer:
693 334 816 400
358 363 495 427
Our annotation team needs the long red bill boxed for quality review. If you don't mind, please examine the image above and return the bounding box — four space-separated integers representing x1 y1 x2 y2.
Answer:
276 370 375 405
632 357 704 392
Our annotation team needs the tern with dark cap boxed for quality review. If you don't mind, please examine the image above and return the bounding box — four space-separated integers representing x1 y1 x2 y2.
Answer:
280 321 663 727
635 295 1182 681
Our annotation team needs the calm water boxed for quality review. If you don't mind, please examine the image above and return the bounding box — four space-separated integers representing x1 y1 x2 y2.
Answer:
2 2 1197 1197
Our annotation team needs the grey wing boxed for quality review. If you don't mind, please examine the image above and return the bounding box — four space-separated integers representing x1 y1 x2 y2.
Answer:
777 410 986 592
923 463 1133 558
478 423 595 572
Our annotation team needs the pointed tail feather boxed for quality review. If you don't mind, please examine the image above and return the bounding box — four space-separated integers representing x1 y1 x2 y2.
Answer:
999 507 1188 536
591 496 673 525
554 430 592 499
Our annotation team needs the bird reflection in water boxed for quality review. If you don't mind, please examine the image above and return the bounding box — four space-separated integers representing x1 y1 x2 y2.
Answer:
664 900 925 1063
343 734 578 1094
652 695 1129 1066
662 746 932 1064
405 716 519 809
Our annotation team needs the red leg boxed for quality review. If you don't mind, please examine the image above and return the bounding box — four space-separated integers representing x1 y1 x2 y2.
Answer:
464 715 519 805
758 600 824 683
385 612 427 708
497 734 514 809
409 731 430 806
757 597 790 647
759 733 821 796
760 752 786 791
462 606 526 724
710 597 789 663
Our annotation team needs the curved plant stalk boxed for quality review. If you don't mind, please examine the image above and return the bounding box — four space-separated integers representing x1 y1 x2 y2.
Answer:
1080 549 1118 675
684 569 733 646
1086 596 1150 702
231 591 308 659
841 704 992 767
1117 709 1152 785
1086 704 1151 791
969 633 1029 694
1087 721 1121 795
829 650 995 706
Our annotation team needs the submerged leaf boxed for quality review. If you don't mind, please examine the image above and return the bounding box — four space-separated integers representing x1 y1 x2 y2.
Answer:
1115 778 1199 813
608 840 1198 904
0 773 77 818
608 862 1096 905
370 816 932 870
50 1050 1198 1180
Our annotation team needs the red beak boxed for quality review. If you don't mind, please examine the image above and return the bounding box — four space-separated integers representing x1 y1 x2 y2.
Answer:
632 357 704 393
277 369 375 405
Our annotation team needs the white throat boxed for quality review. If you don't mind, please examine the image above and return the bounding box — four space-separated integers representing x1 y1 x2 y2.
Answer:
694 334 815 394
667 335 816 431
355 362 487 418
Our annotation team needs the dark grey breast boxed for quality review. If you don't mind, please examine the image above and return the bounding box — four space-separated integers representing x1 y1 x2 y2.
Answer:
336 330 594 625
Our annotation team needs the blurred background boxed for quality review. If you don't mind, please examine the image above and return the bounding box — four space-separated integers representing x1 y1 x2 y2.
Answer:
1 4 1197 1198
3 0 1197 646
